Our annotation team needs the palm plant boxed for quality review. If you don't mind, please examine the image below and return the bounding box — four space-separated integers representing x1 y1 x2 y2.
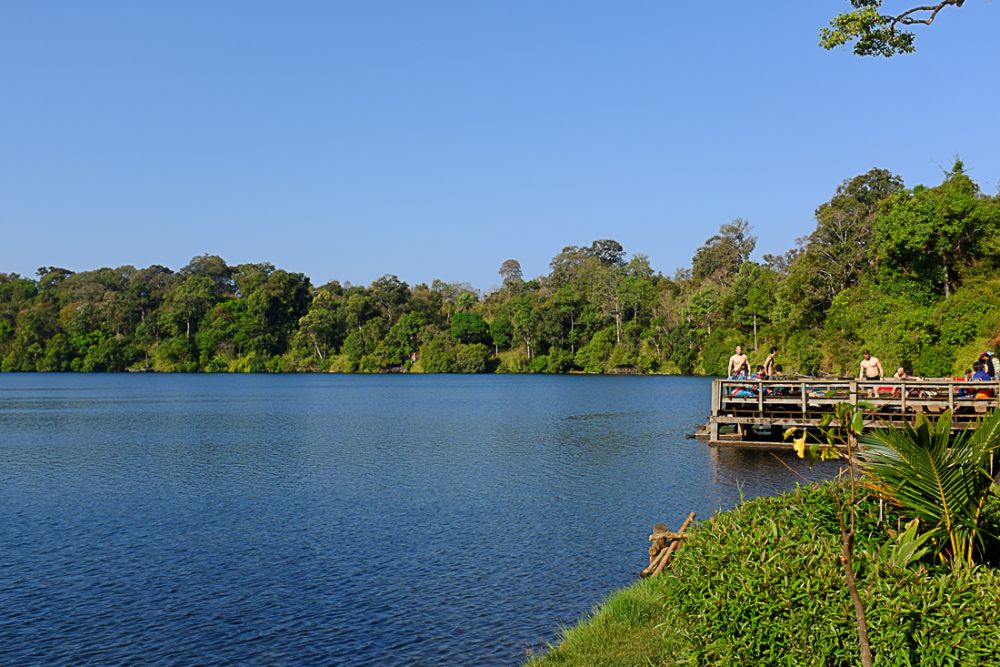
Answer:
860 408 1000 567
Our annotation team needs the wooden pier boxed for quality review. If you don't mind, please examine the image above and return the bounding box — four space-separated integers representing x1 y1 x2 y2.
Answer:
702 377 999 448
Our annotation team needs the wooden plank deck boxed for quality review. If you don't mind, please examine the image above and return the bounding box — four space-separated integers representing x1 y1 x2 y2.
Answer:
706 378 998 447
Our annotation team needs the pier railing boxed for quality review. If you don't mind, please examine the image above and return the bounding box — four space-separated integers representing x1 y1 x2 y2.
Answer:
708 377 999 445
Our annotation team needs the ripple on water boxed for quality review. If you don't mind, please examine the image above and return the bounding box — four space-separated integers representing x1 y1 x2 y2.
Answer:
0 374 836 664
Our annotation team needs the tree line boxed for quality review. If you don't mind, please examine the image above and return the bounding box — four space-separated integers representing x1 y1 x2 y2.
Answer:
2 161 999 375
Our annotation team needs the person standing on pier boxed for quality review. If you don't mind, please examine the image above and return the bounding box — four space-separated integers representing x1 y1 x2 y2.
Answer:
763 346 778 378
727 345 749 377
859 350 883 381
859 350 884 397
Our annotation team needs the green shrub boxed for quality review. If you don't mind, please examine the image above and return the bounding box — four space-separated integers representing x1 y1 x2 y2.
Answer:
450 312 490 345
495 348 529 373
230 351 268 373
608 342 636 370
528 354 549 373
574 327 616 373
415 337 489 373
545 347 575 373
663 484 1000 666
418 335 455 373
785 328 824 375
454 343 489 373
533 483 1000 666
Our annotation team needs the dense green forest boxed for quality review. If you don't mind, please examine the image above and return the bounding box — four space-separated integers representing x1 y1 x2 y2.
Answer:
2 162 999 375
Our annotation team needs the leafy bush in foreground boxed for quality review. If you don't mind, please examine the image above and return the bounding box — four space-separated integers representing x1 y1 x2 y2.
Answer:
659 484 1000 666
530 483 1000 666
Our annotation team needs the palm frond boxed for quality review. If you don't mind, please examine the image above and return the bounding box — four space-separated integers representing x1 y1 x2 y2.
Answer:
860 409 1000 566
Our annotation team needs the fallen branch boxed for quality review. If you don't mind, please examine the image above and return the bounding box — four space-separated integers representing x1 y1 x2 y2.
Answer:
651 512 696 577
640 512 696 578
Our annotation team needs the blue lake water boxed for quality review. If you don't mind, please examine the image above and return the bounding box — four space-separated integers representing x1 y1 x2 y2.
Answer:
0 374 834 665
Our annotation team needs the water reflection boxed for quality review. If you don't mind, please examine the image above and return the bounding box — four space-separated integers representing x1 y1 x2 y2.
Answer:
708 446 840 509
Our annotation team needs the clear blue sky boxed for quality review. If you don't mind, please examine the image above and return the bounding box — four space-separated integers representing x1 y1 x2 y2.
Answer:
2 1 998 291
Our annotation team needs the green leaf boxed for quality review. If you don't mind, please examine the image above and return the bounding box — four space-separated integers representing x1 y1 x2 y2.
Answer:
850 409 864 436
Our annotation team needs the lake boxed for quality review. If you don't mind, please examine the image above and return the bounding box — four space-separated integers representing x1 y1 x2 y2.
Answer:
0 374 834 665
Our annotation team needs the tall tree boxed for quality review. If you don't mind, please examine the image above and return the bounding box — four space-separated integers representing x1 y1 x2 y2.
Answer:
587 239 626 267
180 254 233 298
127 265 177 325
800 168 905 303
232 262 275 298
498 259 523 289
241 270 312 354
163 275 217 339
548 246 590 287
369 275 410 324
873 161 1000 298
511 294 542 360
729 263 778 352
295 290 343 361
691 219 756 287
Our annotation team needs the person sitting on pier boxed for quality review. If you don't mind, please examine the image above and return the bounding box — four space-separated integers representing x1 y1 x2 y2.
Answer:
888 367 913 398
971 362 995 399
978 352 996 380
751 365 770 393
955 368 976 398
731 365 757 396
724 362 748 395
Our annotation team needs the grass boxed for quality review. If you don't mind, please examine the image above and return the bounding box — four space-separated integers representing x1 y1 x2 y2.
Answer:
525 578 684 666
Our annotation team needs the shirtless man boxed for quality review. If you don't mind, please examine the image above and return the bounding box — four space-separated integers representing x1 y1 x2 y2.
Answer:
859 350 884 397
891 366 907 397
859 350 884 381
727 345 749 377
763 346 778 378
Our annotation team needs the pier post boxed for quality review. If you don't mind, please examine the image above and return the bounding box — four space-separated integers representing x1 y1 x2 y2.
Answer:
709 381 721 444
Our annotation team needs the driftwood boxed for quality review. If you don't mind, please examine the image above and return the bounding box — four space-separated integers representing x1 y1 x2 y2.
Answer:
640 545 670 577
640 512 696 578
